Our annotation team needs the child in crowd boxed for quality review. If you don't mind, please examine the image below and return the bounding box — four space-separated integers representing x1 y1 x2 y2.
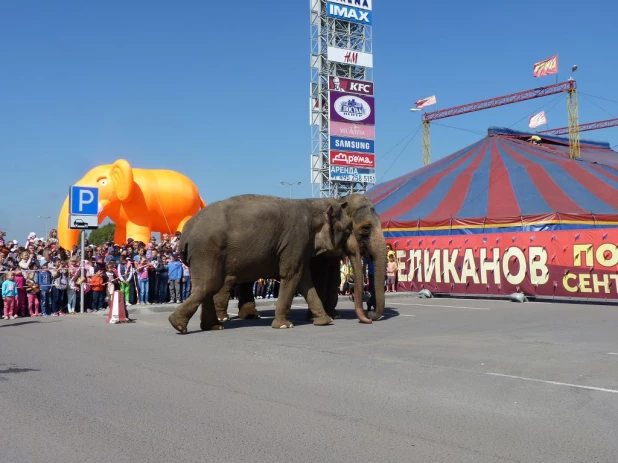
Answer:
167 254 182 304
386 254 398 293
66 259 80 314
38 263 53 316
14 270 27 317
181 261 191 302
89 268 106 312
2 272 18 319
52 264 69 316
118 257 133 306
105 262 118 304
26 272 41 316
138 258 150 305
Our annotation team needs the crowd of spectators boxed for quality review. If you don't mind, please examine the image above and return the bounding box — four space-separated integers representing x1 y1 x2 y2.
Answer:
1 228 399 320
0 229 193 319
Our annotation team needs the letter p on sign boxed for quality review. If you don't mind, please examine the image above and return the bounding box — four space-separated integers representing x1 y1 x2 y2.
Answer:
70 186 99 216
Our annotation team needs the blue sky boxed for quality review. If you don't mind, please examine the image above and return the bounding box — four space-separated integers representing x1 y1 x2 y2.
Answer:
2 0 617 241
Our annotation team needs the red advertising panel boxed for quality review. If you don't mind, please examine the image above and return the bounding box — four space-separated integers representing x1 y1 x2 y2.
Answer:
330 150 375 169
328 76 374 96
386 228 618 301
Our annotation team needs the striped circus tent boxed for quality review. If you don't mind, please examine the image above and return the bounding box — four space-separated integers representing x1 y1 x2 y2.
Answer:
368 127 618 238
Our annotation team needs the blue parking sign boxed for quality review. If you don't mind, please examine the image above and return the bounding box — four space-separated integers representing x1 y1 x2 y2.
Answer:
70 186 99 216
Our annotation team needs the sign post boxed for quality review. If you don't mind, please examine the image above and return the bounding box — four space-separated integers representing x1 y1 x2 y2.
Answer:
69 186 99 313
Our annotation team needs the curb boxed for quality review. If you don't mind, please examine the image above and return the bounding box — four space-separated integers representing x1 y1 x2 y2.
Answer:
98 291 420 316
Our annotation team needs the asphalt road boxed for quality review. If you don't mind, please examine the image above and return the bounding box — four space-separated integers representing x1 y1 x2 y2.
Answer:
1 296 617 462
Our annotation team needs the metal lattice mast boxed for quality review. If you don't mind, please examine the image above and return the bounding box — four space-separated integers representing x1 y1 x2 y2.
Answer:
421 119 431 167
310 0 374 198
538 116 618 136
566 80 581 159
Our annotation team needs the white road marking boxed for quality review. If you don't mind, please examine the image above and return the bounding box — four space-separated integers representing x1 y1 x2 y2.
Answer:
487 373 618 394
388 302 490 310
607 353 618 356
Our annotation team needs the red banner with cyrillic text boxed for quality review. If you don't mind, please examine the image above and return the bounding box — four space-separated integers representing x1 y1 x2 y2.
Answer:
387 228 618 301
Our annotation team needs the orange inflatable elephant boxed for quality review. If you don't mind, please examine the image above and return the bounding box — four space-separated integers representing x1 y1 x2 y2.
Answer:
58 159 206 249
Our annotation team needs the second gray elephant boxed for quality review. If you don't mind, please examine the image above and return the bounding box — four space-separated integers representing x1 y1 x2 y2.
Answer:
214 194 387 324
168 194 354 333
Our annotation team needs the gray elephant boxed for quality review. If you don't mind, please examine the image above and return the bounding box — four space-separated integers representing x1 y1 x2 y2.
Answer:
215 194 387 324
168 194 353 333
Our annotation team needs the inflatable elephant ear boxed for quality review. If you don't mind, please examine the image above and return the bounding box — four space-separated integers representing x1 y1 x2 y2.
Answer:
111 159 135 202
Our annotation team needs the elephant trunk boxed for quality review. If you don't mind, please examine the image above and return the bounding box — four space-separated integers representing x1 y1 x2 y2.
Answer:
368 231 387 321
58 196 80 250
350 251 372 324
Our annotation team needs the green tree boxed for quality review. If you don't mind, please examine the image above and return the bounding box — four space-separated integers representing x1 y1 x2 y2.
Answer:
87 223 116 245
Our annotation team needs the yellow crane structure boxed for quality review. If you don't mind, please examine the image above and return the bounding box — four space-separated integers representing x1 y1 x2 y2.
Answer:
421 80 580 166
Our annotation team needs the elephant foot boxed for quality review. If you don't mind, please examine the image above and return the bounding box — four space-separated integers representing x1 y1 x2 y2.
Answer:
216 311 230 322
367 311 382 321
168 313 189 334
271 319 294 329
313 315 334 326
238 305 260 319
200 320 225 331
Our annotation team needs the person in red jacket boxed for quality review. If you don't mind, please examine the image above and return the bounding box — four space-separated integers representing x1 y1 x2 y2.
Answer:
89 269 107 313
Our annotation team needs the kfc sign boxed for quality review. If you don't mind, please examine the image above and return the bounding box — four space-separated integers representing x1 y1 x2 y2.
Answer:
328 76 374 96
330 150 375 168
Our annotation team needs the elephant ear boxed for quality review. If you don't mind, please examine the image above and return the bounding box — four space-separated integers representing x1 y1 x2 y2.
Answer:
110 159 135 202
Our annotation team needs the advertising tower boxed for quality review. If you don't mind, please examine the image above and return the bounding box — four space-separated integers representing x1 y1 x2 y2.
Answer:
310 0 375 198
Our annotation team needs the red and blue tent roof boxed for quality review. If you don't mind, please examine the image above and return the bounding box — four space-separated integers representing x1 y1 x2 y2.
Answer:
367 127 618 237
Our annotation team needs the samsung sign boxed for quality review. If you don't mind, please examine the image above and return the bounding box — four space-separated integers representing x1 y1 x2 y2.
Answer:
328 0 372 10
327 2 372 24
330 136 374 153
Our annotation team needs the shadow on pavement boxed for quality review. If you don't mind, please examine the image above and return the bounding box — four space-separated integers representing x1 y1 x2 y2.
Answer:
0 320 41 328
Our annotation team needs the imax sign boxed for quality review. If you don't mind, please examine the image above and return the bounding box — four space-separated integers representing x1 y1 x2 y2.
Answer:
326 2 372 24
328 0 372 10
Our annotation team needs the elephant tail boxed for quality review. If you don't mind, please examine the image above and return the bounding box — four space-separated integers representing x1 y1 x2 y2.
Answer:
179 234 190 266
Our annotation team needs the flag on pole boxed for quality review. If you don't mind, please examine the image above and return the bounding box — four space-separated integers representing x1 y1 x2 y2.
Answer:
415 95 437 109
529 111 548 129
533 55 558 78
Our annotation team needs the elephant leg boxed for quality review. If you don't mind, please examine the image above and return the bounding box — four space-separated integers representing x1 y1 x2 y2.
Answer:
214 278 234 322
199 273 226 331
271 275 301 329
200 292 224 332
322 259 341 319
168 280 206 334
298 268 333 327
306 258 339 321
237 282 259 319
